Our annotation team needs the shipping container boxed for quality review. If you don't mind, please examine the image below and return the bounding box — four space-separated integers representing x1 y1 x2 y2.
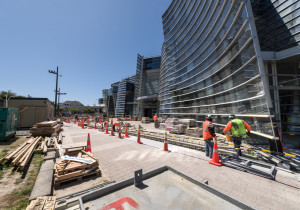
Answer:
0 108 18 141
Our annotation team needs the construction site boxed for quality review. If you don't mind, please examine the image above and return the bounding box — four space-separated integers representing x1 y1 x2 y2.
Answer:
1 0 300 209
0 116 299 209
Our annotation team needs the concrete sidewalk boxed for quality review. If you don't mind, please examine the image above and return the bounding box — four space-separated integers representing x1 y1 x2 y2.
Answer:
58 123 300 209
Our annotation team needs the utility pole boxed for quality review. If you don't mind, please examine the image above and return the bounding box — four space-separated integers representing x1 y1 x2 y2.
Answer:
49 66 61 117
56 88 67 115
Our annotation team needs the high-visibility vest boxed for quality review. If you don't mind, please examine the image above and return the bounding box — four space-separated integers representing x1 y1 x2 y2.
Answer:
203 120 213 140
230 119 247 138
153 116 158 121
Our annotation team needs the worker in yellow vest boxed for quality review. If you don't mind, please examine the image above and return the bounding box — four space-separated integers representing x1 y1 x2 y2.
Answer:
203 115 216 158
223 114 251 157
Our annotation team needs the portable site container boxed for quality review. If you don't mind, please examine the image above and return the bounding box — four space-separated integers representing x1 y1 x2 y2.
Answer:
6 98 53 129
0 107 18 141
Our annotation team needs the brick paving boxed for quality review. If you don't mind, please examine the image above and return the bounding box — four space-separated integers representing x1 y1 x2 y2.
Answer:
59 123 300 209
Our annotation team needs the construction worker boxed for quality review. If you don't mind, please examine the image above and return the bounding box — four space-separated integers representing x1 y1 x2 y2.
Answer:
153 114 159 128
223 114 251 157
203 115 216 158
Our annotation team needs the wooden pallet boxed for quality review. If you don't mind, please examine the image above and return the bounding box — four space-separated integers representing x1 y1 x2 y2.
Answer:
26 196 56 210
54 169 101 188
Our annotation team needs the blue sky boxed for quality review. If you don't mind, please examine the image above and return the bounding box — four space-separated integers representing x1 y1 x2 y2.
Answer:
0 0 171 105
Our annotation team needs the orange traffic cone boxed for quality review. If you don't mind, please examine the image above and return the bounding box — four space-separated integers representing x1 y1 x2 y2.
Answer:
105 124 109 134
125 127 129 138
137 125 142 144
163 132 170 152
118 128 122 139
86 133 92 152
81 122 84 129
209 136 222 166
94 122 97 129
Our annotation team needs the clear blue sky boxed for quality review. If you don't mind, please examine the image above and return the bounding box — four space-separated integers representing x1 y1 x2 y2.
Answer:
0 0 171 105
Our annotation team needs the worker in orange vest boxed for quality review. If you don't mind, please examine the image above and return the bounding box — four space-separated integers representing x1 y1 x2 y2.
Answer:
203 115 216 158
153 114 159 128
223 114 251 157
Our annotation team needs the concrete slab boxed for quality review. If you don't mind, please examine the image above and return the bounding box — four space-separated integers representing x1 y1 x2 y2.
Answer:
39 159 55 172
29 160 54 200
44 151 56 161
81 169 251 210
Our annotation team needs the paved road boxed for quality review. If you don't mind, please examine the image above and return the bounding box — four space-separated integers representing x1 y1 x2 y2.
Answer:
59 122 300 210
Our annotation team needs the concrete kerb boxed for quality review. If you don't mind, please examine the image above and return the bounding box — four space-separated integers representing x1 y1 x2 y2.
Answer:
29 158 55 200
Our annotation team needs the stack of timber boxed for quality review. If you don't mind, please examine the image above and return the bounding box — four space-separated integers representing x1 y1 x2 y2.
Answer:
0 137 41 170
54 150 101 188
30 121 61 136
26 196 56 210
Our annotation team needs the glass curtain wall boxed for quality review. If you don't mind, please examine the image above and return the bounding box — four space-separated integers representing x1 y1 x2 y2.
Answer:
159 0 274 143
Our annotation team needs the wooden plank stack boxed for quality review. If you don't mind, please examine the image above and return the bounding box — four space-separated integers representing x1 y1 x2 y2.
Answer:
30 121 61 136
54 150 101 188
0 137 42 170
26 196 56 210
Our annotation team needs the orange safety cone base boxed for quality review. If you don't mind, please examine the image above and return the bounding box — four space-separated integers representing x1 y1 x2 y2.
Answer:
209 159 222 166
161 148 171 152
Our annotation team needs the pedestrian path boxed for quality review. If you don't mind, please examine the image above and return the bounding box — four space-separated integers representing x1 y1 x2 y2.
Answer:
62 124 300 209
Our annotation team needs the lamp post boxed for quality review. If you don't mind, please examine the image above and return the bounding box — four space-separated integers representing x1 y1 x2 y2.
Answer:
5 90 12 108
48 66 61 117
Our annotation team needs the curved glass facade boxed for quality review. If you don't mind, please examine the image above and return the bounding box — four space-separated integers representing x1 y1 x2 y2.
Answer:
159 0 275 141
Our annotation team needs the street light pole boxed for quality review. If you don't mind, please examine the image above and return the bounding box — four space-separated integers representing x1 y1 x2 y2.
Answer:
49 66 61 117
5 90 12 108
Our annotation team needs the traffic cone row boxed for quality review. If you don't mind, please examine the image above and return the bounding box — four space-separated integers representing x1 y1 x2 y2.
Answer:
125 127 129 138
110 127 115 136
137 125 142 144
105 124 109 134
209 136 222 166
163 132 170 152
86 133 92 152
118 128 122 139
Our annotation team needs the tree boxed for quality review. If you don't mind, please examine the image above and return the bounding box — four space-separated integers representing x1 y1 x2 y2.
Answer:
0 90 16 100
68 108 81 114
84 108 95 114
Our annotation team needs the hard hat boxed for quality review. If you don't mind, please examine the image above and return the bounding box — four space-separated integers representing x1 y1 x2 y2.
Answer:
205 114 213 121
229 114 236 119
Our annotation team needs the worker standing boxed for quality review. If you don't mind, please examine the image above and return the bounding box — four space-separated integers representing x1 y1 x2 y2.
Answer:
223 114 251 157
203 115 216 158
153 114 159 128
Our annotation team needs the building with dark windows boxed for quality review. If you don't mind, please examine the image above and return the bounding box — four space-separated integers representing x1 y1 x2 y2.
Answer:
159 0 300 146
133 55 161 118
115 75 136 117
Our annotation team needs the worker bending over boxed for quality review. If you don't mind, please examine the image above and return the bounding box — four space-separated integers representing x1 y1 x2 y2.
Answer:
203 115 216 158
223 114 251 157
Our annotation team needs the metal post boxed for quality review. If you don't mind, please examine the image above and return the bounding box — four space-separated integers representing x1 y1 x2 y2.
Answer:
49 66 61 118
55 66 59 117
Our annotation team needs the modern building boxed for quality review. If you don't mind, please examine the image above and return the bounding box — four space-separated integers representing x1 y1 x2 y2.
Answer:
115 75 136 117
159 0 300 146
60 100 84 115
133 55 161 118
102 88 114 117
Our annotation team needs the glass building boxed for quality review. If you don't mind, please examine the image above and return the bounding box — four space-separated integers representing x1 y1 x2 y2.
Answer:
115 75 136 117
159 0 300 146
134 55 161 118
